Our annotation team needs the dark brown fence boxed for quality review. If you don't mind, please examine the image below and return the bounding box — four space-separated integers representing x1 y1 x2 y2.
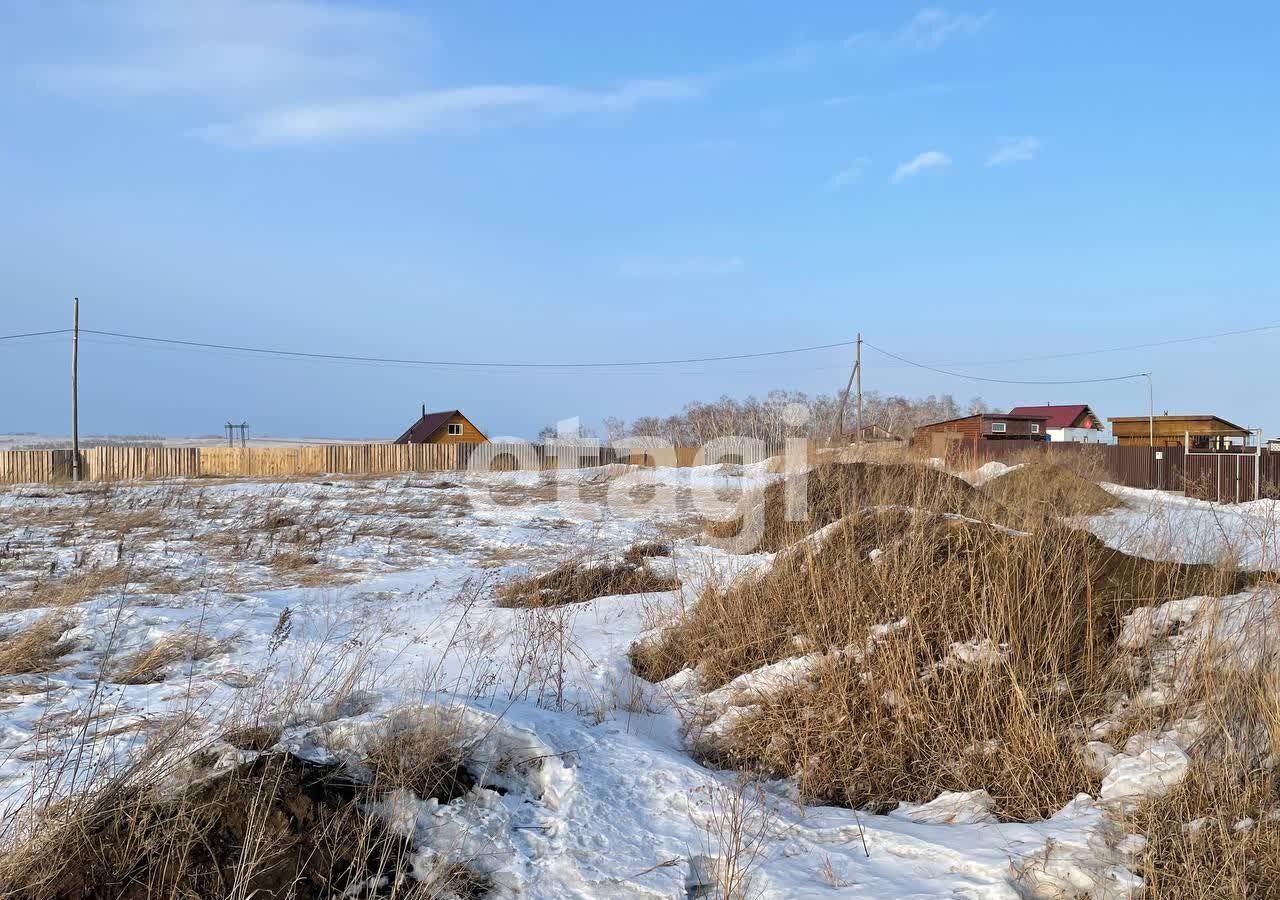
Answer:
956 441 1278 503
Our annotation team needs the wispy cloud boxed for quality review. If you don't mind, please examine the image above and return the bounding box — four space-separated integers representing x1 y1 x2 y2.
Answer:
826 158 870 190
22 0 702 147
23 0 413 100
616 255 745 279
821 83 953 108
892 150 951 183
986 135 1043 167
195 78 704 146
847 7 991 53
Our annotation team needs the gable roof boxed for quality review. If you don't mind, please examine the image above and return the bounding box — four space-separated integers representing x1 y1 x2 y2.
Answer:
1108 414 1250 435
394 409 487 443
1008 404 1100 430
918 412 1049 429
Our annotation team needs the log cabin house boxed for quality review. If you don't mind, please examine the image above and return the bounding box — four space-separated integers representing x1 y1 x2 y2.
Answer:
911 412 1050 456
1108 414 1252 450
393 406 488 445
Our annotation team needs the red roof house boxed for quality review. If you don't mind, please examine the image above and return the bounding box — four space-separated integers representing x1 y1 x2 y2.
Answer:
394 406 488 444
1007 404 1103 442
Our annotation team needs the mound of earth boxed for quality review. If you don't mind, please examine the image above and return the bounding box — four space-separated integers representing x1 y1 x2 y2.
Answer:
980 461 1121 521
2 752 484 900
704 461 1020 552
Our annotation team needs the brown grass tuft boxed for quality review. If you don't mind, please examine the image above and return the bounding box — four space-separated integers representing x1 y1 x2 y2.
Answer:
635 491 1247 820
108 630 238 685
3 565 141 612
980 460 1121 522
497 553 679 608
704 462 1019 552
0 614 78 677
0 751 488 900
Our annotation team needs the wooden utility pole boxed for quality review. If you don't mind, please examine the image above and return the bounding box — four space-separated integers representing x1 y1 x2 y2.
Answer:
855 332 863 443
71 297 80 481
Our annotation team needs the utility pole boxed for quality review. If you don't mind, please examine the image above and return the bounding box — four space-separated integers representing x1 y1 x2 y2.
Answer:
71 297 80 481
837 334 862 443
1145 373 1154 447
855 332 863 444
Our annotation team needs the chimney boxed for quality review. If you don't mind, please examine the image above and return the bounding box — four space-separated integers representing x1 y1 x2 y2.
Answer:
422 403 427 418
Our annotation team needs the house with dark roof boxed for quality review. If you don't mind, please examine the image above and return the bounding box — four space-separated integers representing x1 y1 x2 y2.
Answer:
1007 404 1105 444
911 412 1049 456
393 406 488 445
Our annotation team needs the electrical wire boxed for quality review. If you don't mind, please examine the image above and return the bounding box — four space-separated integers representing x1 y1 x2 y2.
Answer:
863 341 1150 386
79 328 857 369
0 329 72 342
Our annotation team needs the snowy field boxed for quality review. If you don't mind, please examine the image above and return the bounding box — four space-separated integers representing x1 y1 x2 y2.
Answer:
0 464 1276 898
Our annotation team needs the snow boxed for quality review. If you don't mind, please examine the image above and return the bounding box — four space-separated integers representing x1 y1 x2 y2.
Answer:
0 464 1273 897
1083 484 1280 571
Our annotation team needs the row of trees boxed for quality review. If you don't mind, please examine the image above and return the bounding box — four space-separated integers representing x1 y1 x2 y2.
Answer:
541 390 991 447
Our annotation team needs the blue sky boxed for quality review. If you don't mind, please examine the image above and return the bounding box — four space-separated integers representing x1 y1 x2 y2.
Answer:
3 2 1278 440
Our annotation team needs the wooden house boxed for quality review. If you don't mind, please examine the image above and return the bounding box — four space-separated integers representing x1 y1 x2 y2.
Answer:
911 413 1049 456
393 406 488 445
1108 414 1251 449
1007 404 1105 443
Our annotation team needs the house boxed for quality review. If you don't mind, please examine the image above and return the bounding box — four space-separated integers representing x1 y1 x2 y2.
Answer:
911 412 1049 456
1108 414 1251 450
846 423 904 443
1007 404 1105 443
393 406 488 445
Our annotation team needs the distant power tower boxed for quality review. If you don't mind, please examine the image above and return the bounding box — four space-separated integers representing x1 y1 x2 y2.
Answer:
225 422 249 447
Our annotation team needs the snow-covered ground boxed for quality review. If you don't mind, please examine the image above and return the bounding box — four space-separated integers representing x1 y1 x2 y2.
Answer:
0 465 1273 897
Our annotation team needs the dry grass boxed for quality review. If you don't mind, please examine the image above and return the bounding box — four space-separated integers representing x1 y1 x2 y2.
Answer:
0 750 489 900
108 630 238 685
497 551 680 608
0 614 78 677
635 472 1248 820
2 565 142 612
980 460 1121 522
704 461 1020 553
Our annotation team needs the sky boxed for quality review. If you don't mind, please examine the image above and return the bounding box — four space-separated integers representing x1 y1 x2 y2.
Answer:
2 1 1278 441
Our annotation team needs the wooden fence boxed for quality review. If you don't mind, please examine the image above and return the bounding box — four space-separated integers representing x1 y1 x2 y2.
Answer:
0 441 701 486
959 441 1279 502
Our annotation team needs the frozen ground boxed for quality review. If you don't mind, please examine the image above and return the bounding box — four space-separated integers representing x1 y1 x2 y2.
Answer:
0 464 1272 897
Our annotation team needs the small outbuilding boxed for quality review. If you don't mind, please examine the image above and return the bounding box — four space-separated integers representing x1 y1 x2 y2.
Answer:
1108 414 1251 450
394 406 488 445
911 412 1049 456
1007 404 1105 443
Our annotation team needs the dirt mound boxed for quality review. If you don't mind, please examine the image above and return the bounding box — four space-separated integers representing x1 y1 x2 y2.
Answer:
635 508 1248 820
1 752 485 900
704 462 1019 552
497 547 679 608
980 461 1121 521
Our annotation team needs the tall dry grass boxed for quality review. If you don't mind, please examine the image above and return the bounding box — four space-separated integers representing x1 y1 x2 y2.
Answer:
638 466 1251 821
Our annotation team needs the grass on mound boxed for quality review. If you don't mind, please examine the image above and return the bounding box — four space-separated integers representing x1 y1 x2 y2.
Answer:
980 460 1121 522
703 462 1020 553
634 507 1247 820
497 546 679 608
0 741 486 900
0 614 78 677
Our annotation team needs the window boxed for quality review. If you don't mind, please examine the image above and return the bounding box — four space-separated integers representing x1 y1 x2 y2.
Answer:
991 421 1007 433
1030 423 1040 434
447 423 463 435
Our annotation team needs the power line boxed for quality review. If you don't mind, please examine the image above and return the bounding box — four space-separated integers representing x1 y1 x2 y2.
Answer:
936 322 1280 369
863 340 1150 385
0 329 72 342
79 328 857 369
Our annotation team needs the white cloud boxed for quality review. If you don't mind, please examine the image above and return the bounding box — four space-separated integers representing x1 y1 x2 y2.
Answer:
899 7 991 50
616 256 744 279
892 150 951 183
826 157 869 190
986 135 1043 167
195 78 704 146
24 0 413 100
848 7 991 53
